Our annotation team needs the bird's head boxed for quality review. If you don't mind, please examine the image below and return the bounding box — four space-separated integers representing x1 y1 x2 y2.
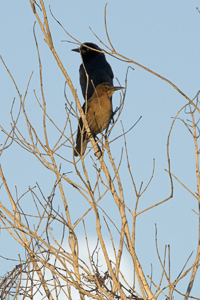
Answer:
95 83 124 98
72 42 105 62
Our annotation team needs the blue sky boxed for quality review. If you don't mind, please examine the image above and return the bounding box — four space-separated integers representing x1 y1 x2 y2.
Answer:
0 1 200 299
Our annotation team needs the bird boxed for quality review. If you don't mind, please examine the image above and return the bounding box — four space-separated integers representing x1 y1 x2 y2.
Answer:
74 82 124 157
72 42 114 101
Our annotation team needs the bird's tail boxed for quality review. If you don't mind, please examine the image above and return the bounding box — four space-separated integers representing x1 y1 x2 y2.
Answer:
74 133 88 157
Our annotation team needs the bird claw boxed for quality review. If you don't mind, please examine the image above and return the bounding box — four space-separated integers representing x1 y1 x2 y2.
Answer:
94 147 102 158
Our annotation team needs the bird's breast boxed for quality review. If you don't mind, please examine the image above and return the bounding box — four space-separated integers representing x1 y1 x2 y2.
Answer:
86 96 112 135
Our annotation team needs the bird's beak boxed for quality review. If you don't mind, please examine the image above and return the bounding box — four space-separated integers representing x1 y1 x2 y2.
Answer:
112 86 125 91
71 47 80 52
